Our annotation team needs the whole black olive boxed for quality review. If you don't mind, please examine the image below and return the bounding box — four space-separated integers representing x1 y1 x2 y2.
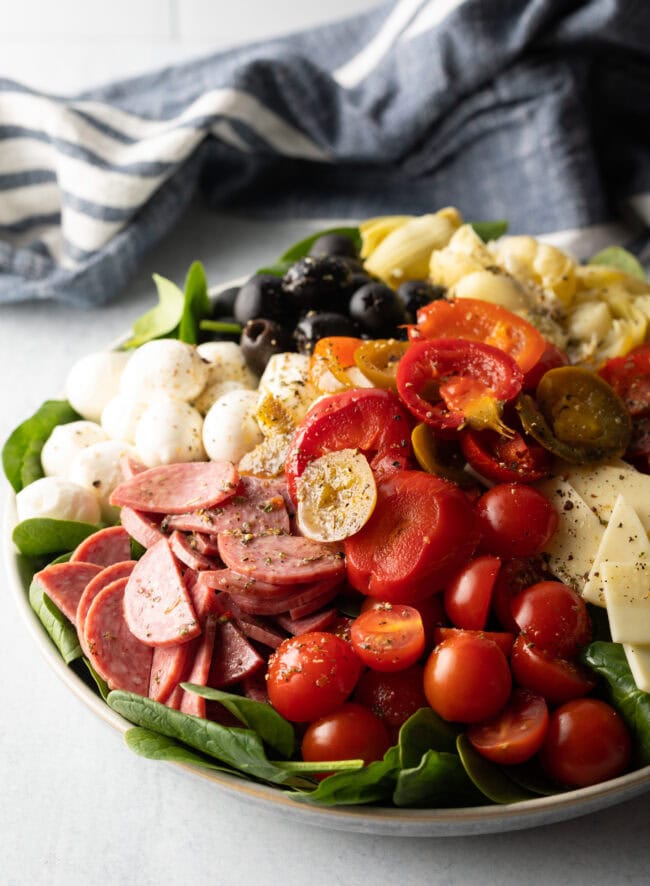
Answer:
396 280 446 322
234 274 292 326
282 256 352 313
294 312 357 355
348 282 407 337
240 319 294 375
211 285 240 319
309 232 359 260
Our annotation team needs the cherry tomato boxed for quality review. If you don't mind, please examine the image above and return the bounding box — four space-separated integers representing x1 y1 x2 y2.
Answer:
423 632 512 723
396 338 522 434
354 665 428 729
467 689 549 765
361 594 446 653
459 427 552 483
539 699 632 788
598 344 650 416
411 297 546 373
432 626 515 657
443 555 501 630
301 703 392 768
476 483 558 558
491 556 552 632
266 631 361 722
523 340 570 391
350 604 425 672
344 470 481 603
510 634 596 704
285 388 413 501
511 581 591 658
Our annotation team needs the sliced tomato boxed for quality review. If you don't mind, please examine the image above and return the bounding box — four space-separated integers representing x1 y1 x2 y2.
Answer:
344 470 481 604
443 555 501 631
467 689 549 765
411 297 546 373
285 388 413 501
459 427 552 483
433 626 515 658
510 634 596 704
350 604 425 672
396 338 523 434
598 344 650 416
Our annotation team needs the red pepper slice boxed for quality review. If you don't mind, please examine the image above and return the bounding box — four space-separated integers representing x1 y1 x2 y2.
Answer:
395 338 523 434
459 427 552 483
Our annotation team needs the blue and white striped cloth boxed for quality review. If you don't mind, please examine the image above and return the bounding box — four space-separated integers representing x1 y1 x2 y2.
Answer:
1 0 649 307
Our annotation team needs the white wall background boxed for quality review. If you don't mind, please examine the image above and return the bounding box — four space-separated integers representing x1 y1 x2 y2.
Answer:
0 0 382 94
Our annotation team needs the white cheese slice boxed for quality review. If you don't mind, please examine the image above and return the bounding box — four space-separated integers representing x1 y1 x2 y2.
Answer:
601 560 650 643
536 477 604 594
567 462 650 533
623 644 650 693
582 495 650 607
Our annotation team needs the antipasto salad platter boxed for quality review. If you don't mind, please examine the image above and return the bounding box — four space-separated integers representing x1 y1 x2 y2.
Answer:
5 209 650 834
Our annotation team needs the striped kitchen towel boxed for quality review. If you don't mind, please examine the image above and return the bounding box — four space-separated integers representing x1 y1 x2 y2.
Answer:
1 0 649 307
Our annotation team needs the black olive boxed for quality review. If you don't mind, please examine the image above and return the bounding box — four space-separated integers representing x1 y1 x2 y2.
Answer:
396 280 446 322
309 232 359 259
233 274 292 325
282 256 352 313
294 312 357 355
211 285 239 319
240 319 294 375
348 282 407 337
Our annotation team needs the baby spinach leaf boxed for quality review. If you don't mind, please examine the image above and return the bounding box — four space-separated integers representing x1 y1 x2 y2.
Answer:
258 226 362 276
178 261 211 345
123 274 184 348
503 760 568 797
393 749 482 808
12 517 101 558
398 707 460 767
469 220 508 243
589 246 646 281
125 727 239 774
29 576 82 664
582 641 650 766
107 691 293 784
3 399 80 492
456 734 535 804
291 746 401 807
181 684 295 758
82 658 110 701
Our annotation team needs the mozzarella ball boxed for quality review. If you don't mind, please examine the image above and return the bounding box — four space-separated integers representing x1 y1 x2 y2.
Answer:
203 389 263 463
68 440 139 523
65 350 131 422
193 379 250 416
196 341 257 387
101 394 149 443
41 421 108 478
120 339 208 403
135 395 205 468
16 477 101 525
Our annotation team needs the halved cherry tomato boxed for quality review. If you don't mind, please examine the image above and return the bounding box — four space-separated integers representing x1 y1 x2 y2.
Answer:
459 427 552 483
510 634 596 704
598 344 650 416
522 340 570 391
285 388 413 501
344 470 481 603
491 556 552 632
476 483 558 558
511 581 591 658
301 703 392 769
354 665 428 729
467 689 549 765
432 627 515 658
361 594 447 652
539 699 632 787
411 297 546 373
350 604 425 672
443 555 501 630
396 338 523 434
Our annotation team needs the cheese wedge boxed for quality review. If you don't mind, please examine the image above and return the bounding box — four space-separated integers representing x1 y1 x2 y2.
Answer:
622 644 650 693
601 560 650 643
567 462 650 533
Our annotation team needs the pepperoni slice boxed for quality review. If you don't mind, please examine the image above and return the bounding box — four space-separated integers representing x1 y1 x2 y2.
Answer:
70 526 132 567
34 561 102 626
217 533 345 586
76 560 137 655
84 578 153 694
110 461 239 515
119 506 165 549
123 538 201 647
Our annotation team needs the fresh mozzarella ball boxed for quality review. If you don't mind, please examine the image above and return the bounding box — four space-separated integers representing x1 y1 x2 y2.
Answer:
193 342 257 414
193 379 250 416
203 389 263 463
135 395 206 468
68 440 138 523
16 477 101 525
101 394 149 443
65 350 131 422
120 339 208 403
41 421 108 478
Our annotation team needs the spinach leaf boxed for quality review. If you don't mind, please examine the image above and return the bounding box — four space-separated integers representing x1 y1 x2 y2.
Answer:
456 734 535 804
13 517 102 558
107 691 293 784
589 246 646 281
258 226 362 276
398 707 459 766
178 261 211 345
3 399 80 492
125 727 239 774
29 576 82 664
503 761 568 797
82 658 110 701
291 746 401 807
123 273 184 348
469 220 508 243
393 749 482 808
181 684 295 758
582 641 650 766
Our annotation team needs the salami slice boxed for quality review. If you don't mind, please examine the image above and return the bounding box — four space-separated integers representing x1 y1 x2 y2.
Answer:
70 526 132 567
120 452 147 479
228 576 343 616
110 461 239 514
34 561 102 626
149 640 195 704
168 530 217 572
201 568 293 599
217 533 345 586
123 538 201 647
76 560 137 655
84 578 153 694
209 618 264 687
119 506 165 549
188 571 221 623
190 533 220 557
180 615 218 717
275 607 338 636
